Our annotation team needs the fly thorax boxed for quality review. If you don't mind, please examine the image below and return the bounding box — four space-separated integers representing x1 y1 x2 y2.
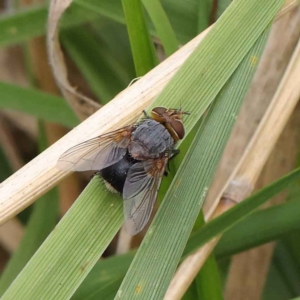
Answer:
129 120 173 159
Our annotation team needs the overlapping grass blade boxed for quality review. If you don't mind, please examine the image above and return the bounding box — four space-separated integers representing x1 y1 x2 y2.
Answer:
142 0 178 55
1 180 123 300
115 25 270 300
0 82 78 127
121 0 157 75
72 253 133 300
74 165 300 299
216 199 300 258
184 167 300 258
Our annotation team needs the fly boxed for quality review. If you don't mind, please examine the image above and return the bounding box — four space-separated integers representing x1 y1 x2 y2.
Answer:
57 107 189 235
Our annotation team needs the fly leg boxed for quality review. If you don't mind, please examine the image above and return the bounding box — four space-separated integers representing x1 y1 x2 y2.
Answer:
143 110 150 118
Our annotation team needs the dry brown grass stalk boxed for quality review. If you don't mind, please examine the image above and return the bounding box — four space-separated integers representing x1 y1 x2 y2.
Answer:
47 0 100 120
164 12 300 299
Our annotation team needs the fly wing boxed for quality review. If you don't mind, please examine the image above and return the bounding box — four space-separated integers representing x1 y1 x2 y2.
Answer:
57 126 133 171
123 157 168 235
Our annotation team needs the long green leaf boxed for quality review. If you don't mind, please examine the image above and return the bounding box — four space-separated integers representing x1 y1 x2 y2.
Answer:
116 22 270 300
216 200 300 259
142 0 178 56
1 180 123 300
0 82 79 127
185 167 300 258
121 0 157 76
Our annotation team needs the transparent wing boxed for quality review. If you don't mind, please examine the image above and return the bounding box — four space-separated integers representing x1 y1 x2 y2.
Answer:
57 126 133 171
123 157 168 235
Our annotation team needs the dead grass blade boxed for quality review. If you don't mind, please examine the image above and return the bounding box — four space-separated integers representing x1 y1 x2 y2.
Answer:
47 0 100 120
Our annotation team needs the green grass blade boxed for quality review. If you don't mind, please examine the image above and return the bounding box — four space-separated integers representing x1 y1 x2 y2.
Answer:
184 167 300 258
0 82 79 127
193 213 223 300
61 26 131 104
273 242 300 296
217 0 232 18
142 0 178 56
182 283 198 300
115 24 269 300
263 262 293 300
0 3 100 47
90 19 135 79
0 123 59 295
195 253 224 300
72 253 133 299
121 0 157 76
215 200 300 258
197 0 212 32
1 180 123 300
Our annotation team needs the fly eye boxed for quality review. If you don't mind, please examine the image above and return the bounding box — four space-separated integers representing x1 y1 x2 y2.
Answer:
170 120 185 140
152 107 167 116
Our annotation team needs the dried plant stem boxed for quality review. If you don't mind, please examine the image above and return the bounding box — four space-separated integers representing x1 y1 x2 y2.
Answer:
164 28 300 300
47 0 100 120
